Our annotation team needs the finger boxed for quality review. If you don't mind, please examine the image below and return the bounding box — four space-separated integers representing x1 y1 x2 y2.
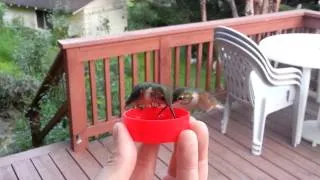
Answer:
176 130 199 180
167 143 177 177
95 122 137 180
167 116 197 178
190 119 209 180
130 144 160 180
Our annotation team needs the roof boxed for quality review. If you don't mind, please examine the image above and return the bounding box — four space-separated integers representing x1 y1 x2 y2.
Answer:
1 0 93 12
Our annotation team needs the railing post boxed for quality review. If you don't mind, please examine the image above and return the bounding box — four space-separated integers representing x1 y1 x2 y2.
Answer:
64 48 88 152
159 37 172 86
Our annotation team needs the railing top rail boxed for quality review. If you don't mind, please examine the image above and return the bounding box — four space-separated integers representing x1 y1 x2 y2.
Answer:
58 9 316 50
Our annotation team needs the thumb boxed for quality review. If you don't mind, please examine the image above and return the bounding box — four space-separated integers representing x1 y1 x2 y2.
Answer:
95 122 137 180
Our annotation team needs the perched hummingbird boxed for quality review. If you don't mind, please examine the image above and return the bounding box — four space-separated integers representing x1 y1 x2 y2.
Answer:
172 87 224 112
125 82 176 118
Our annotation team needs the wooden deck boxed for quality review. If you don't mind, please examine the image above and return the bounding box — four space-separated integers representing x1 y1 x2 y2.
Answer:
2 96 320 180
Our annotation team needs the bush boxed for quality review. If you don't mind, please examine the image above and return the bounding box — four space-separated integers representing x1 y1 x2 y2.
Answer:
0 73 39 111
0 2 6 27
12 30 54 78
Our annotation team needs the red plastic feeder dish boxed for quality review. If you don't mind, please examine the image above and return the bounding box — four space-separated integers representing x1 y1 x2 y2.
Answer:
123 107 190 144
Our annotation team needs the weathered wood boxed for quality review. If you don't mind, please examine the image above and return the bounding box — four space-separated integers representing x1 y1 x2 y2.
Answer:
65 48 88 152
205 41 213 91
118 56 125 115
145 51 151 81
132 54 139 87
0 141 69 167
50 149 89 180
174 47 180 88
87 141 110 167
153 50 159 83
31 155 65 180
0 166 17 180
67 148 102 179
159 37 172 86
185 45 191 87
12 160 41 180
196 43 203 88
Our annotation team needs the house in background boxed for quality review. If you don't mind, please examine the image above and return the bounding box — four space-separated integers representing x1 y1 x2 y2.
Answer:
1 0 128 37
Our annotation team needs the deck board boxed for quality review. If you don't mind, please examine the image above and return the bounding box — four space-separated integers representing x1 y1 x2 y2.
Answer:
31 155 65 180
49 149 89 180
12 159 41 180
0 165 17 180
67 148 102 179
1 99 320 179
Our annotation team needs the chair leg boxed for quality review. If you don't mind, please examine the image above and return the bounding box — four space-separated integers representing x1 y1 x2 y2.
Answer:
221 95 232 134
252 98 267 156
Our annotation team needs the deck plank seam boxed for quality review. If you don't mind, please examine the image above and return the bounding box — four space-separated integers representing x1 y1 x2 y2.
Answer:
200 113 281 180
65 148 92 180
231 108 320 168
86 147 104 168
224 110 320 179
10 164 19 180
161 143 242 180
48 153 67 180
30 157 46 180
202 112 302 179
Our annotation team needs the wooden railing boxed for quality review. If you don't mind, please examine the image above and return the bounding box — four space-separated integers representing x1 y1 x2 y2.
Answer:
27 9 320 152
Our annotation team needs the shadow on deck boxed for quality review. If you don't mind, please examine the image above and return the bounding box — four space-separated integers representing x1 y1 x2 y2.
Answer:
1 96 320 180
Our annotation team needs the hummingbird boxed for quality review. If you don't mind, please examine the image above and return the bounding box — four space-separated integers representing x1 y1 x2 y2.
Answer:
125 82 176 118
172 87 224 113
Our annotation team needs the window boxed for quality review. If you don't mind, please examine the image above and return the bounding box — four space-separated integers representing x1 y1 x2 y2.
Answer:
36 10 52 29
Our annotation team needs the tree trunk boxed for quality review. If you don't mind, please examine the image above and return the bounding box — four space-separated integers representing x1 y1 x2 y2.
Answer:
273 0 281 12
200 0 207 21
226 0 239 17
245 0 255 16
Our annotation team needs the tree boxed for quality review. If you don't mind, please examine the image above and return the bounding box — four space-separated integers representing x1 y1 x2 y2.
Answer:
225 0 239 17
200 0 207 21
245 0 281 16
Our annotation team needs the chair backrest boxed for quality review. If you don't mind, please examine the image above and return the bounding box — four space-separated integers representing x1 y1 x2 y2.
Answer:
215 26 279 78
214 26 272 105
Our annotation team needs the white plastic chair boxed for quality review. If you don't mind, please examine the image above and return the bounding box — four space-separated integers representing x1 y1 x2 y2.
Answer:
214 26 302 156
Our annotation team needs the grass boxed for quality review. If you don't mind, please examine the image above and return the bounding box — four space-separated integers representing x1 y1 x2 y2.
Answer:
0 27 20 75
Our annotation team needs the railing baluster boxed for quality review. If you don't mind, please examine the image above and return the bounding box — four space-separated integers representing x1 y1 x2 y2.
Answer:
196 43 203 88
174 47 180 88
153 50 159 83
104 58 112 121
118 56 125 115
89 61 98 125
145 52 151 81
206 41 213 91
185 45 191 87
132 54 138 88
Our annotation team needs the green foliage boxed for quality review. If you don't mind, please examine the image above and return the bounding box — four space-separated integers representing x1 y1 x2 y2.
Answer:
47 11 71 41
0 73 39 111
0 2 6 27
0 27 20 69
97 16 110 33
13 117 32 152
127 0 233 30
12 30 54 78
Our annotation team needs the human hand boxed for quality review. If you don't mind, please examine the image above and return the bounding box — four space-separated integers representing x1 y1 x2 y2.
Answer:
94 116 209 180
